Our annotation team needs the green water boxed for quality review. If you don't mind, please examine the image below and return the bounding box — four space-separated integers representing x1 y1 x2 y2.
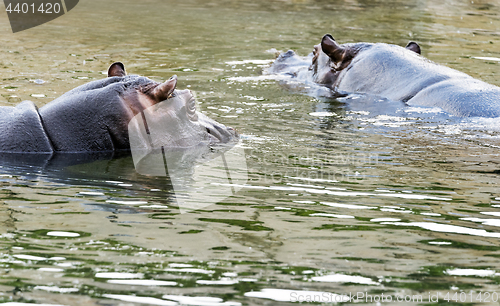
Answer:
1 0 500 305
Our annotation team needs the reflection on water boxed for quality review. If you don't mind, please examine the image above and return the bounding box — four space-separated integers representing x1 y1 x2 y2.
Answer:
1 0 500 304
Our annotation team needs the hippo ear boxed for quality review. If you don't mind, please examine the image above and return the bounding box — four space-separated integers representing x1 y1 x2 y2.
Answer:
321 34 345 63
405 41 421 55
153 75 177 101
108 62 127 77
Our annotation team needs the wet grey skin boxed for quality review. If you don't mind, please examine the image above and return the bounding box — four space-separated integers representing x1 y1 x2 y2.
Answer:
312 34 500 117
276 34 500 118
0 62 237 153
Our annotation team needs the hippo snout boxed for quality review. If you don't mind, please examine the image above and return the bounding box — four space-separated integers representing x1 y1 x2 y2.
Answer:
198 113 238 143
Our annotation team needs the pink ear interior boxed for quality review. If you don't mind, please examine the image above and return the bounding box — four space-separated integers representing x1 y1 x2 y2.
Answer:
153 75 177 101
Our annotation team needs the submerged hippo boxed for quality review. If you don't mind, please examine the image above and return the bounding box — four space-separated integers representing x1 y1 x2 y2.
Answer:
269 34 500 117
0 62 237 153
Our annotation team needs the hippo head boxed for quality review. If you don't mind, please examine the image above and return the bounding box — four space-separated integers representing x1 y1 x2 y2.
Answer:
310 34 421 87
107 63 238 152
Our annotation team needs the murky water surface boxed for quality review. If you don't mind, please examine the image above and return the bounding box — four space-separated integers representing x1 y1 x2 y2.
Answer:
1 0 500 305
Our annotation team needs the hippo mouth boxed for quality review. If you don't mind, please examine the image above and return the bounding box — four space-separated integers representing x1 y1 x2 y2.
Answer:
206 125 238 143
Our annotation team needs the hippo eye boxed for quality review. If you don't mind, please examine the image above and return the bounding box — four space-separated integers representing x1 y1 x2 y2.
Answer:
167 92 176 99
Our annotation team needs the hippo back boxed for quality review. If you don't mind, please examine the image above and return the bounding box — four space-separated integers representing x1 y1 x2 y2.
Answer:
0 101 52 153
337 43 500 117
336 44 468 100
38 75 153 152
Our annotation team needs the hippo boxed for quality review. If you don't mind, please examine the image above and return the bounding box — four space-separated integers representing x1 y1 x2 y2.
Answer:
269 34 500 118
0 62 237 154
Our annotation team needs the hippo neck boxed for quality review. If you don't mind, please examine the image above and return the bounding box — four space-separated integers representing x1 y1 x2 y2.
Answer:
331 43 373 89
